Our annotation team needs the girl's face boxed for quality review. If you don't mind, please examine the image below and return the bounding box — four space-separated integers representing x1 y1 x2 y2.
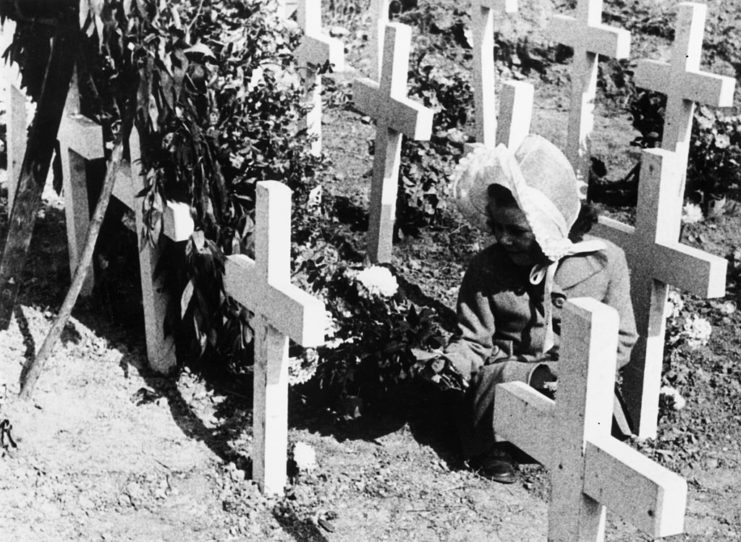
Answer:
487 200 540 267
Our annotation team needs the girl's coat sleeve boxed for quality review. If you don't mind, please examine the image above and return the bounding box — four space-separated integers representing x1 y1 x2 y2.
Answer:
444 255 495 379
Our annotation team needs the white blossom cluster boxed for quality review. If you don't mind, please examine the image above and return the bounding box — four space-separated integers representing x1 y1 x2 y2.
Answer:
664 289 685 321
355 265 399 298
681 202 704 224
681 314 712 349
660 385 687 411
288 348 319 386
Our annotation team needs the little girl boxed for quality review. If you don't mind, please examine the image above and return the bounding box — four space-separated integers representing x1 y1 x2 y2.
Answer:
443 135 637 483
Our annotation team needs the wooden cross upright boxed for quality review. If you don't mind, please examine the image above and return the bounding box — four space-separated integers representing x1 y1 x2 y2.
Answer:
52 78 194 372
368 0 392 81
223 181 326 495
546 0 630 191
634 2 735 177
463 79 534 156
494 297 687 541
124 129 194 372
592 149 726 437
57 77 105 296
496 80 533 150
353 23 433 263
1 19 29 211
469 0 518 147
296 0 345 156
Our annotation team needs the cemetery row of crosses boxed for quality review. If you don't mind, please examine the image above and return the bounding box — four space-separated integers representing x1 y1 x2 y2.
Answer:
0 0 735 539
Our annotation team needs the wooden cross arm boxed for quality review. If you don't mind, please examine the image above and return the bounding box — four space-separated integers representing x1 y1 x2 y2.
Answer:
353 78 434 140
635 60 736 106
224 255 326 346
296 33 345 71
546 16 630 58
163 202 195 242
493 382 555 469
583 437 687 537
652 242 727 298
592 219 726 298
59 115 104 160
112 164 195 242
592 216 633 247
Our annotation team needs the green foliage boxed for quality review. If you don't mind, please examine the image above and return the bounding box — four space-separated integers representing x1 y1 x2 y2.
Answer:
301 259 446 415
627 88 741 204
394 59 471 235
73 0 325 366
687 107 741 202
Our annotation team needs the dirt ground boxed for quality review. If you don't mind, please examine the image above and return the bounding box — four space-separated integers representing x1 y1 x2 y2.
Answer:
2 0 741 540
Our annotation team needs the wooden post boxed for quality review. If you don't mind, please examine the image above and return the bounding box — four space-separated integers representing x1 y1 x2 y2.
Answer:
495 81 533 150
0 11 78 330
127 130 194 374
494 298 687 541
223 181 326 495
470 0 517 147
592 149 726 438
1 19 29 212
546 0 630 192
634 2 735 191
368 0 392 81
296 0 345 156
353 23 433 263
57 74 105 296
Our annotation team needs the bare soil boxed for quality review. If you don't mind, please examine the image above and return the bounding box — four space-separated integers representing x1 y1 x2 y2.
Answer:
1 0 741 540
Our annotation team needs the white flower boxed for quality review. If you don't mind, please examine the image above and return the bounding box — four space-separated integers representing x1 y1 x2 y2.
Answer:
660 385 687 410
292 442 317 472
288 349 319 386
356 266 399 298
681 202 704 224
307 185 323 213
663 289 685 321
682 314 712 348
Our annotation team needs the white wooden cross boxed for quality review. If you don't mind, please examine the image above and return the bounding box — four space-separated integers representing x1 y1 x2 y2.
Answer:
463 79 533 159
592 149 726 438
53 77 194 373
469 0 517 147
1 19 30 211
296 0 345 156
368 0 392 81
223 181 326 495
634 2 735 183
353 23 433 263
58 77 106 296
494 297 687 541
546 0 630 191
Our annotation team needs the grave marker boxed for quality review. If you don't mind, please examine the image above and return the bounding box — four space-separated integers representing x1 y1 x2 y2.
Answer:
469 0 517 147
224 181 326 495
52 80 194 373
494 297 687 541
634 2 734 179
57 77 104 296
592 149 726 437
353 23 433 263
546 0 630 191
296 0 345 156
